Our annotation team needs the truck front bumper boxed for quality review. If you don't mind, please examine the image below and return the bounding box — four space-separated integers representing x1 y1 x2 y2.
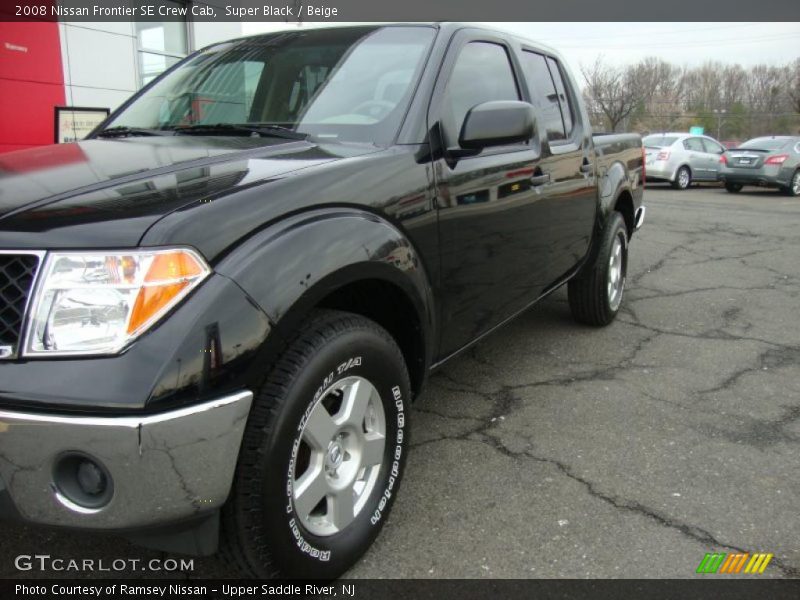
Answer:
0 391 252 530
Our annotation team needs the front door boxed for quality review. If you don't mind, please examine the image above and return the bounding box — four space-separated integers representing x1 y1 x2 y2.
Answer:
430 33 552 358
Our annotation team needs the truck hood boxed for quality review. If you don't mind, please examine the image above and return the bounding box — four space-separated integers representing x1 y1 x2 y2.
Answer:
0 136 371 249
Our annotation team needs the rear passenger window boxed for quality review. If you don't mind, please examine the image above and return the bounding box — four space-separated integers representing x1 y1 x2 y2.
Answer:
701 138 723 154
684 138 704 152
521 51 566 141
545 57 574 138
444 42 520 146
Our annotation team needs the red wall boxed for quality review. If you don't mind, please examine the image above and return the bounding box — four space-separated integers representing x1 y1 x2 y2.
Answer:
0 21 65 154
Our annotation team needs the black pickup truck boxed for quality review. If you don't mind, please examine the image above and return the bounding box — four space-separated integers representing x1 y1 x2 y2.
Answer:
0 23 643 578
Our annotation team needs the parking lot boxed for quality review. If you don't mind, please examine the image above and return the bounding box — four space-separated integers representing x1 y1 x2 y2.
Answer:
3 185 798 579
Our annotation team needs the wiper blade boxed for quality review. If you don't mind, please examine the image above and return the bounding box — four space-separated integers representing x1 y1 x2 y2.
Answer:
171 123 308 141
96 126 174 138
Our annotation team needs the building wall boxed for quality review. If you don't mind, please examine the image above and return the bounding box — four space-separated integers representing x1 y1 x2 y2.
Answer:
0 21 65 154
60 22 140 113
0 16 242 154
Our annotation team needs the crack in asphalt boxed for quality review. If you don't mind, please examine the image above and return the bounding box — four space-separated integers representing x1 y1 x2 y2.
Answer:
698 346 800 397
410 193 800 577
412 383 800 578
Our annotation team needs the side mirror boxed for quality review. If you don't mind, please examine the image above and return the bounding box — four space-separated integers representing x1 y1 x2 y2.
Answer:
459 100 536 150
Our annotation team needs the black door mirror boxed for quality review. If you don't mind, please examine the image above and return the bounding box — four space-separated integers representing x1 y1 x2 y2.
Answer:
459 100 536 150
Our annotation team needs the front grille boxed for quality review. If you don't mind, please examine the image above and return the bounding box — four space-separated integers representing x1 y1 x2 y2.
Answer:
0 253 41 356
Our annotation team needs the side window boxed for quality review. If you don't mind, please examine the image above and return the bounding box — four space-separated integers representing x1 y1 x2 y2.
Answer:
521 51 566 141
684 138 704 152
545 57 574 137
702 138 724 154
444 42 520 146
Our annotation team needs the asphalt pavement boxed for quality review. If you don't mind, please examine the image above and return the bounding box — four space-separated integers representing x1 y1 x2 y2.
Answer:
3 184 799 579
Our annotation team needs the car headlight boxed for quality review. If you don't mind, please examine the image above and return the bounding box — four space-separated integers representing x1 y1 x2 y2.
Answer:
25 248 210 356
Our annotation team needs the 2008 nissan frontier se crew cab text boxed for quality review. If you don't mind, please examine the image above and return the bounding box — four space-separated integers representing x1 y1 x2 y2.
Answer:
0 24 644 578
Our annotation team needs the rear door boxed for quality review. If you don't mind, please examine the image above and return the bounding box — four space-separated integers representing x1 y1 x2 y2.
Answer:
429 32 552 357
684 137 710 179
522 52 596 283
701 137 726 179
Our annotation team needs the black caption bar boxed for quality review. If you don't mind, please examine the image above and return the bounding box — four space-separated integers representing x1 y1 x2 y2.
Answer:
3 0 800 22
4 579 800 600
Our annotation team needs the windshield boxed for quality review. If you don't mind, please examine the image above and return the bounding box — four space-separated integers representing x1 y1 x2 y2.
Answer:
104 26 436 145
739 137 791 151
643 135 678 148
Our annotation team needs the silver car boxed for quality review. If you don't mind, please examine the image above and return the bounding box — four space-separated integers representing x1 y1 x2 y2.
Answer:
719 136 800 196
643 132 727 190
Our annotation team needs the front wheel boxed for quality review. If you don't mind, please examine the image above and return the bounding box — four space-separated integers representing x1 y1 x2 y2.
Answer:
221 310 410 578
725 183 743 193
671 166 691 190
568 211 628 326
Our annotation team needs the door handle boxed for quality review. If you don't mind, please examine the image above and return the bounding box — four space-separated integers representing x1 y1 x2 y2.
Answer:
580 163 593 174
530 173 551 186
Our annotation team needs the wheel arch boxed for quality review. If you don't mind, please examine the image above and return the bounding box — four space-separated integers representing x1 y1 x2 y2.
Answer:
214 208 436 399
674 163 692 180
613 190 635 238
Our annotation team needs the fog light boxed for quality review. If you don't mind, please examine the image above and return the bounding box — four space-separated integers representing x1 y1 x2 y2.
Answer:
77 460 107 496
53 453 114 511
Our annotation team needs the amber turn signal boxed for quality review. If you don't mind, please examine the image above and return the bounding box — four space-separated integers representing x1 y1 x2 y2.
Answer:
127 250 208 335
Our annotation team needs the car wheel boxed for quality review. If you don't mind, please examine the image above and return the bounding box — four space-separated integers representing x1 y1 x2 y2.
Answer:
568 211 628 326
671 166 691 190
783 170 800 197
221 309 410 578
725 183 743 193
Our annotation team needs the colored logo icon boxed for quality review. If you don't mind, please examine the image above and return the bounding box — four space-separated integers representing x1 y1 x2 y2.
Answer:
696 552 773 574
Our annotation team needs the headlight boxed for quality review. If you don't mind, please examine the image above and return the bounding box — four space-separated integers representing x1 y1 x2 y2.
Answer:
25 248 210 356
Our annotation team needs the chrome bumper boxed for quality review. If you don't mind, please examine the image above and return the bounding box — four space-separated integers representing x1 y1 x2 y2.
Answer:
0 391 252 529
635 206 646 231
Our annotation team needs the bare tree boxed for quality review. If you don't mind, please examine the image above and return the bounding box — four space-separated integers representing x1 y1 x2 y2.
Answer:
786 58 800 114
580 57 800 136
747 64 785 134
581 58 640 132
682 62 726 111
629 58 688 131
720 64 748 109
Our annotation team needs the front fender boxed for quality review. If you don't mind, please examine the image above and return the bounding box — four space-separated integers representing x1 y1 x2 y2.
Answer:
214 208 437 368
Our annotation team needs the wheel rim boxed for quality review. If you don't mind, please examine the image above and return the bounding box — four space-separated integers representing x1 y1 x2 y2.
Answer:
678 168 689 188
292 376 386 537
793 172 800 196
607 233 625 311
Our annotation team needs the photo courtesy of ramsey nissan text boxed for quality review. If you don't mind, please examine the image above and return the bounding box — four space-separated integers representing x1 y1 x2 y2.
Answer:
0 1 799 598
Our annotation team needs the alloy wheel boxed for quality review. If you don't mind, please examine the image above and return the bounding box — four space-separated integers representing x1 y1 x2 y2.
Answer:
292 376 386 536
678 168 690 189
607 233 625 311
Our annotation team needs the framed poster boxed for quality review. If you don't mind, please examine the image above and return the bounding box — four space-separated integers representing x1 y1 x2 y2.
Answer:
54 106 110 143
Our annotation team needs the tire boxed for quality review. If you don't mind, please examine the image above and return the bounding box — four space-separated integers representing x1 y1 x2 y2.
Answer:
781 170 800 197
221 309 410 579
671 166 691 190
725 183 743 193
568 211 628 326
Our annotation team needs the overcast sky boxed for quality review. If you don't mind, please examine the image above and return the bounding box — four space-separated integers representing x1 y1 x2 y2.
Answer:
243 22 800 75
